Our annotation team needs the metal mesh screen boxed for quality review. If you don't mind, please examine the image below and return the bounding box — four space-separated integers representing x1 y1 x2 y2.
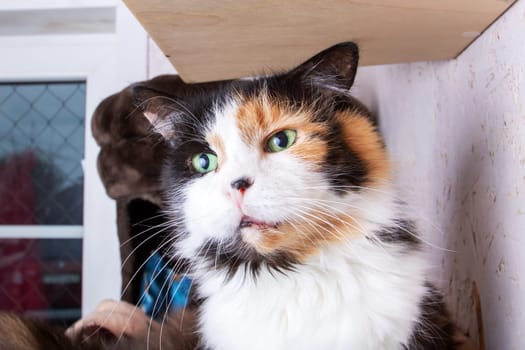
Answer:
0 239 82 326
0 82 85 225
0 82 85 325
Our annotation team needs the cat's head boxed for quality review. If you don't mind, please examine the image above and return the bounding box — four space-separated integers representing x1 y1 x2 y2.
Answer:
135 43 391 277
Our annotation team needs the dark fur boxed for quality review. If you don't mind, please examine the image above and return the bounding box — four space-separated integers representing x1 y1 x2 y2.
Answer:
0 310 198 350
200 237 300 279
0 313 129 350
406 286 459 350
374 219 421 247
323 120 369 191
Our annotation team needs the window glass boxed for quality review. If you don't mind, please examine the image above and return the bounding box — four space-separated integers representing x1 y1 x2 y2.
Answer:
0 238 82 326
0 82 85 325
0 82 85 225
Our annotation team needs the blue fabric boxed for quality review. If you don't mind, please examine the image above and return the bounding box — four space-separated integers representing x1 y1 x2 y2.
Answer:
139 252 192 320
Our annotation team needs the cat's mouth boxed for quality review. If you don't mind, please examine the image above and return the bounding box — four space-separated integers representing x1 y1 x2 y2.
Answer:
239 215 279 230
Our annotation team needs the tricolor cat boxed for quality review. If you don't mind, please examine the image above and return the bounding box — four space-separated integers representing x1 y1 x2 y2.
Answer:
135 42 458 350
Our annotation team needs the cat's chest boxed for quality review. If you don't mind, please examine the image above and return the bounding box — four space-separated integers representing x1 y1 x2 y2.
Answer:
195 243 427 350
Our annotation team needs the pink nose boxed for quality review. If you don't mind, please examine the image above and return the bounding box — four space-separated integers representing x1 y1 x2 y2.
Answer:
230 177 253 208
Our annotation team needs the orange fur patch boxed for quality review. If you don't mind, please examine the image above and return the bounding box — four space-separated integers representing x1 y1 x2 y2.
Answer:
248 211 362 261
336 111 391 185
235 96 329 167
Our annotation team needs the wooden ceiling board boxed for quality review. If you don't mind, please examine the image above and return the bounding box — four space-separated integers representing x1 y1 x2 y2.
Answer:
124 0 516 82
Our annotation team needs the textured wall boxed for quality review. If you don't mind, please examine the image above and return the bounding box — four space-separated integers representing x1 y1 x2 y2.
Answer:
355 1 525 349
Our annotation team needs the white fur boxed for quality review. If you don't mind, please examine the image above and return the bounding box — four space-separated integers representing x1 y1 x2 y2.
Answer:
171 99 430 350
198 239 427 350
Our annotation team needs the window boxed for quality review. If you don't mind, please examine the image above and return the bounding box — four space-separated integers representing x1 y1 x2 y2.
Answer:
0 81 86 325
0 1 148 317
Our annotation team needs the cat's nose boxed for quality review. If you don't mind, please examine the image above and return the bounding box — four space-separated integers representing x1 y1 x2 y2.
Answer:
230 177 253 192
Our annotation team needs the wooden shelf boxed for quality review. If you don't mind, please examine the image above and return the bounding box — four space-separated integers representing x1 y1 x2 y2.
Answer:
124 0 516 83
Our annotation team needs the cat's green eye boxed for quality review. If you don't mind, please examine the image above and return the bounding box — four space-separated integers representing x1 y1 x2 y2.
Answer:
266 129 297 153
191 152 218 173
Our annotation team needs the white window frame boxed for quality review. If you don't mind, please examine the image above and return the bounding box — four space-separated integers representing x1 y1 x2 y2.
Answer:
0 1 148 315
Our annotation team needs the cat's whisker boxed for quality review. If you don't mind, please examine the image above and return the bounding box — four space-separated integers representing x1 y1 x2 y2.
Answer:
286 199 374 244
283 216 321 248
116 231 191 327
291 201 357 228
112 237 182 347
130 212 171 226
146 253 180 350
285 195 453 253
299 184 452 245
214 239 222 272
175 278 194 332
144 237 209 349
158 277 194 350
290 206 351 242
263 202 361 251
118 226 177 300
285 210 351 252
151 95 200 123
118 220 172 249
119 219 171 247
282 201 399 257
268 205 328 247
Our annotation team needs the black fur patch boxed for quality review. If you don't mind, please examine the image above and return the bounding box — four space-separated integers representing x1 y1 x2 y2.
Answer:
198 236 299 279
322 120 368 193
374 219 421 247
405 285 458 350
126 199 172 303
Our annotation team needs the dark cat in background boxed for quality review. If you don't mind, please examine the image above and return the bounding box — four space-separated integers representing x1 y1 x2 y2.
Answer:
0 43 467 350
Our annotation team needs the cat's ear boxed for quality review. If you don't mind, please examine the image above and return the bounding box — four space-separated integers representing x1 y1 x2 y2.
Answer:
288 42 359 93
132 85 178 139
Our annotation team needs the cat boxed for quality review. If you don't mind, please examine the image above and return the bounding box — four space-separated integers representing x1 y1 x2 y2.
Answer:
0 42 462 350
132 42 459 350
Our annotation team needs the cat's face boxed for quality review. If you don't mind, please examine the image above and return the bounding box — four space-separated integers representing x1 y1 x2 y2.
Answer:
137 43 390 276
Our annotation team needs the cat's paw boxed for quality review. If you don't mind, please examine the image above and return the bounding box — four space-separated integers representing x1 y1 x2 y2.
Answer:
66 299 160 340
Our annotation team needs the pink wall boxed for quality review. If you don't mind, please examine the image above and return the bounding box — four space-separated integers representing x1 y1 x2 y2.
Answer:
355 1 525 348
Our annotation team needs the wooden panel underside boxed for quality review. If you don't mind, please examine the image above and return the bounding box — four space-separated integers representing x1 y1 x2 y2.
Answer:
124 0 516 82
